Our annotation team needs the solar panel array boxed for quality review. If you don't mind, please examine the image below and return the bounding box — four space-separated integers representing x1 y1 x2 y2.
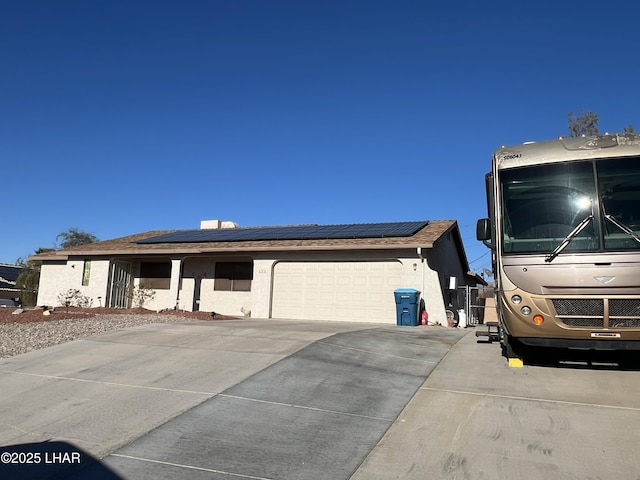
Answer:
136 221 429 244
0 265 21 283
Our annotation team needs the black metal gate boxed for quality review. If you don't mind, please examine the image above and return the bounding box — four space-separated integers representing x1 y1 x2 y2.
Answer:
457 285 491 326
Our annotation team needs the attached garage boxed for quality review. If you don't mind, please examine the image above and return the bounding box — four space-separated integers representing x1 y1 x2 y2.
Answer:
271 261 403 323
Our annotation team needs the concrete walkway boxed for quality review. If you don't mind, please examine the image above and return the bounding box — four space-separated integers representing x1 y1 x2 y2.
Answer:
351 329 640 480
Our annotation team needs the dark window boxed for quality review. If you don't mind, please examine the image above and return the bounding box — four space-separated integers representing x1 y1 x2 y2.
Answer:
214 262 253 291
139 261 171 289
140 262 171 278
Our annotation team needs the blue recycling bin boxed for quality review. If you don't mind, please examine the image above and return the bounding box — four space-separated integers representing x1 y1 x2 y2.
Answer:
394 288 421 326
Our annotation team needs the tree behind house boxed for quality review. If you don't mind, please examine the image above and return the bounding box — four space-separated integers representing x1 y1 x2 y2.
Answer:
17 228 99 306
567 111 635 137
568 111 600 137
56 228 99 249
16 248 54 307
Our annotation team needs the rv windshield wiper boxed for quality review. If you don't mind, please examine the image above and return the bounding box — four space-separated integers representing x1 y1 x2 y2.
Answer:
545 214 593 263
604 214 640 245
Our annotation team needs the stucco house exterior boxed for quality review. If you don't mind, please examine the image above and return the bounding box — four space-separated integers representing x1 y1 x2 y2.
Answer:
32 219 482 325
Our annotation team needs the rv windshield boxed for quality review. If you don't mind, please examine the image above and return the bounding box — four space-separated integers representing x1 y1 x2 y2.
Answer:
501 161 598 255
501 157 640 255
598 157 640 250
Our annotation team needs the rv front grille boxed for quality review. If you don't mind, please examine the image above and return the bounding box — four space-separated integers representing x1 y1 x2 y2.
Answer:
609 318 640 328
609 299 640 317
560 318 605 328
552 299 604 316
552 298 640 329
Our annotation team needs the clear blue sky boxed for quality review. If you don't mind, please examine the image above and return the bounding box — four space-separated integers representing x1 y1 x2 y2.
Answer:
2 0 639 277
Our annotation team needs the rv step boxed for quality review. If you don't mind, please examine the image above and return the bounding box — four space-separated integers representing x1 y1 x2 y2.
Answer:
475 321 500 341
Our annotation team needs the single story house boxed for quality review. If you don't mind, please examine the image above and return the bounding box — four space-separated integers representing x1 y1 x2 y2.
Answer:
32 219 483 325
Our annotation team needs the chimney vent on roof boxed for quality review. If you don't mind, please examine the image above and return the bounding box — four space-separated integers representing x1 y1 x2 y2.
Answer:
201 220 221 229
200 220 239 229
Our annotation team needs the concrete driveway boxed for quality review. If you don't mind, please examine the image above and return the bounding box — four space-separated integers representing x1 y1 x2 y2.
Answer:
0 319 465 479
4 318 640 479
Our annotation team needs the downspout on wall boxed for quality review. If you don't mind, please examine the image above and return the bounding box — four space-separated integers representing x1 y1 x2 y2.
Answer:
417 247 425 297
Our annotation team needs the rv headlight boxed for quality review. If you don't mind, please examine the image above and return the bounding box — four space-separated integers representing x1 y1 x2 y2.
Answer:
511 295 522 304
521 306 532 315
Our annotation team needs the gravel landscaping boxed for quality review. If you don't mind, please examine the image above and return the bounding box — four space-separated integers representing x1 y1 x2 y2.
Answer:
0 307 239 359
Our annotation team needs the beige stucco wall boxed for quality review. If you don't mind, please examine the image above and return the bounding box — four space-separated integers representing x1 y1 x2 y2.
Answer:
37 259 111 307
133 281 174 311
37 261 68 306
251 258 277 318
418 260 449 326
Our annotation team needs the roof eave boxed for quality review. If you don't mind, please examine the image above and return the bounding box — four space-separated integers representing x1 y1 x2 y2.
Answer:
30 220 457 261
36 241 438 260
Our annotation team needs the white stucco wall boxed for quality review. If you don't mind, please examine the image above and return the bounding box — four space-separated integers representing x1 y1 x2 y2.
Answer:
37 262 69 306
37 259 111 307
133 281 174 311
177 277 194 310
422 264 448 325
251 258 276 318
398 257 447 326
203 290 252 317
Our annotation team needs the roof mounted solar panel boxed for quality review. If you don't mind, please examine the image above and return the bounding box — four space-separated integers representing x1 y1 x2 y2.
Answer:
136 221 428 245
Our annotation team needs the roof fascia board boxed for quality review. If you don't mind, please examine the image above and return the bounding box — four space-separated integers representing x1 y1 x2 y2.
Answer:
36 242 438 261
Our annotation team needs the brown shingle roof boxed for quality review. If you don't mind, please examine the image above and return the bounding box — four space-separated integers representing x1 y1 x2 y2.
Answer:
31 220 459 260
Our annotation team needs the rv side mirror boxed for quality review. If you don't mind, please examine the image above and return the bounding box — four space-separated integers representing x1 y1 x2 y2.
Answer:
476 218 491 241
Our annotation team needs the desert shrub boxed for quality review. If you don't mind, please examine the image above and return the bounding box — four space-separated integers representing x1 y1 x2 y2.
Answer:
57 289 93 308
128 283 156 308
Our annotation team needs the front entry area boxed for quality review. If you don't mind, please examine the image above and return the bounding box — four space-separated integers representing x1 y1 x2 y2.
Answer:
107 261 132 308
271 261 403 323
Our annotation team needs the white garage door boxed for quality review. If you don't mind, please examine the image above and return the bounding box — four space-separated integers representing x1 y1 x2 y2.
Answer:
271 261 403 323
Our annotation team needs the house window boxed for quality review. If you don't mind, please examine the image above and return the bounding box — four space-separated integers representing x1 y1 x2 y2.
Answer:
139 261 171 289
214 262 253 291
82 260 91 286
